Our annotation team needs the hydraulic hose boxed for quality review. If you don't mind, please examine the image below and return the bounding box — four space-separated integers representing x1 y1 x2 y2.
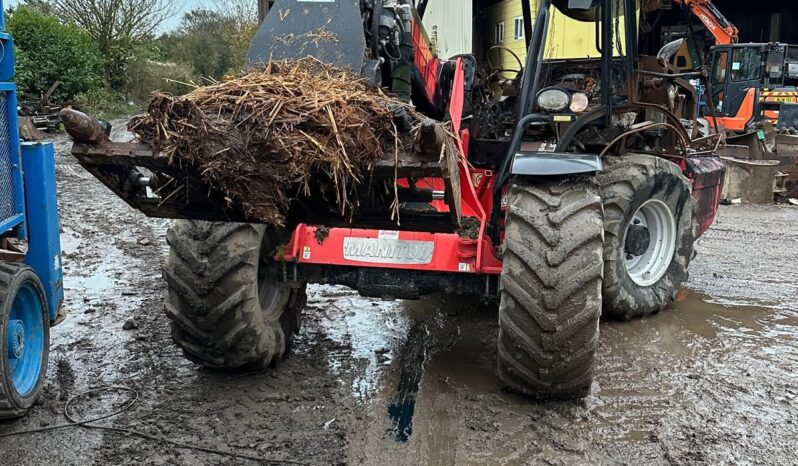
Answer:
391 11 413 102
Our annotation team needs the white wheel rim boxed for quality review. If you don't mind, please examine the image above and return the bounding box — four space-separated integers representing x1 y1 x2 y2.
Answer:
622 199 677 287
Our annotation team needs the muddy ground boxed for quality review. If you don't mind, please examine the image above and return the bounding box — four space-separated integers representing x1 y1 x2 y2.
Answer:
1 128 797 465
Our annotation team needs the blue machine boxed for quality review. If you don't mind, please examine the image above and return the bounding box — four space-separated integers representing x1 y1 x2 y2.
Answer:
0 2 63 419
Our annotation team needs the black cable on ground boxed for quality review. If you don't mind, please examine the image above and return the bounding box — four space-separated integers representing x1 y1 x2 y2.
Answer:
0 386 305 465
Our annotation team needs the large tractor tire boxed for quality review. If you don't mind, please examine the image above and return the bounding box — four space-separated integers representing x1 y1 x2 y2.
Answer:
0 262 50 419
598 154 696 320
497 177 604 399
163 221 306 369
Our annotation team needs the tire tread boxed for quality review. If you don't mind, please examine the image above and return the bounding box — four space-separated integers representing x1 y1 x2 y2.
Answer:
0 262 50 419
597 154 696 320
497 178 603 399
163 221 304 369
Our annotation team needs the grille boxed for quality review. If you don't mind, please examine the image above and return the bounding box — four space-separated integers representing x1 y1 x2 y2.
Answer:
0 92 18 223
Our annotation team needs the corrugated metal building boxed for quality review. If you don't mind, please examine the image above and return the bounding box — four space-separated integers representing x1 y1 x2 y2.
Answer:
422 1 474 59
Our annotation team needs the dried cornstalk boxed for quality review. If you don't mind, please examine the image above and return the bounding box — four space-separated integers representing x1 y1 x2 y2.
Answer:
129 58 419 225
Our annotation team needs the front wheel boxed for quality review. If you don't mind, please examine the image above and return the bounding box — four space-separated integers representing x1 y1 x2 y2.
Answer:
163 221 306 369
497 177 604 399
0 262 50 419
598 154 696 320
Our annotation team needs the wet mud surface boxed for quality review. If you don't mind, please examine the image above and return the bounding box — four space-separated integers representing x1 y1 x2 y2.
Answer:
1 130 797 464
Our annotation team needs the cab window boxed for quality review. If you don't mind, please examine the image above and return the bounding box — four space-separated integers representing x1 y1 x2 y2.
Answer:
712 51 729 84
731 47 762 82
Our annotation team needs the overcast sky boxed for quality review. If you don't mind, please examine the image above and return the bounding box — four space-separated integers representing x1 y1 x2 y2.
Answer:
4 0 219 32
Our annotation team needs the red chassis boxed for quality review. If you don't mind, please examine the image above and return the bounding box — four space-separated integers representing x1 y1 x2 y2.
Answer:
279 163 722 281
278 57 723 284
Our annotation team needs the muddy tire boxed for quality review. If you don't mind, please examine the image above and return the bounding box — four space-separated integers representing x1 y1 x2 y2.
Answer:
497 177 604 399
598 154 696 320
0 263 50 419
163 221 306 369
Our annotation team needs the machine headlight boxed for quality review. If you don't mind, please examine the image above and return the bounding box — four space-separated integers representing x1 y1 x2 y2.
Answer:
536 88 570 112
570 92 589 113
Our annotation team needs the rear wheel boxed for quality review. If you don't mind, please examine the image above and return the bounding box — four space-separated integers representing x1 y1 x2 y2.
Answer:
0 262 50 419
497 177 603 399
163 221 306 369
598 154 696 320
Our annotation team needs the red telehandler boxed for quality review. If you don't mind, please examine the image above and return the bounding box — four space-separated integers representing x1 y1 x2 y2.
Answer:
62 0 724 399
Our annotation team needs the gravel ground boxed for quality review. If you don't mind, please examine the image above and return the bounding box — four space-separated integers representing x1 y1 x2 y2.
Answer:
0 129 796 465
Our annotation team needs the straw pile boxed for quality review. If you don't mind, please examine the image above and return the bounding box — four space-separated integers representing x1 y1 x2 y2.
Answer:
129 59 418 225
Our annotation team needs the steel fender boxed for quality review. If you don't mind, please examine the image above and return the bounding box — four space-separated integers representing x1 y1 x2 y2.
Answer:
511 152 602 176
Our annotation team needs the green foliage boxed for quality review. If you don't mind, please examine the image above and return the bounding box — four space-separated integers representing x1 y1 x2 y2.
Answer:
74 59 193 119
38 0 177 94
102 37 163 93
158 10 237 79
4 1 255 115
125 59 195 102
158 6 257 80
6 5 103 101
74 87 136 120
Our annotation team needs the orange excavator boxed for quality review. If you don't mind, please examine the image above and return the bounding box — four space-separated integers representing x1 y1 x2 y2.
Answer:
660 0 737 70
674 0 738 46
668 0 798 132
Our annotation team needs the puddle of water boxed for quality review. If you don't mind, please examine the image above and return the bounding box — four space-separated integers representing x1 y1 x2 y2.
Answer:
603 290 795 357
427 333 497 394
394 313 499 464
60 227 82 255
354 289 798 464
386 369 422 441
56 236 146 381
590 290 797 445
386 316 438 442
311 285 419 399
63 245 142 310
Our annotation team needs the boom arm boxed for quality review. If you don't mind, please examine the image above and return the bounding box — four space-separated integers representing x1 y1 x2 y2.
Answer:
675 0 738 45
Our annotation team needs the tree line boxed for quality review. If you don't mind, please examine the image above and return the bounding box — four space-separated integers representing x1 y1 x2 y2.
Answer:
5 0 258 117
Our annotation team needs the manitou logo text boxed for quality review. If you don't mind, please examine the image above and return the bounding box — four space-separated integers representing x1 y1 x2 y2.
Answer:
343 238 434 265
